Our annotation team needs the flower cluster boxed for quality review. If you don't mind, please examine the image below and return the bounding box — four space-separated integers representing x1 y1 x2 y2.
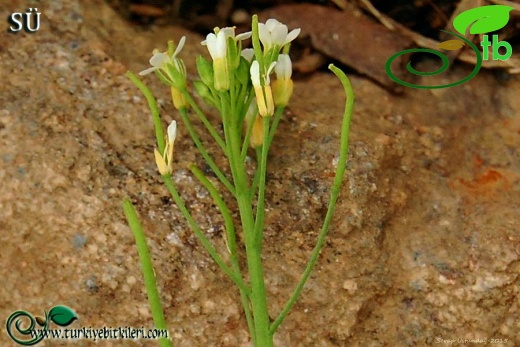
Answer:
140 18 300 174
127 15 352 347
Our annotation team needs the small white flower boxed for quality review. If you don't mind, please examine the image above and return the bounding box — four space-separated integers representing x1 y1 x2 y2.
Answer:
139 36 186 76
203 31 230 90
259 19 300 52
201 27 252 90
201 27 252 48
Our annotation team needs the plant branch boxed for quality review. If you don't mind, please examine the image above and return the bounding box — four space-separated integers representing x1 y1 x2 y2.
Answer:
269 64 354 334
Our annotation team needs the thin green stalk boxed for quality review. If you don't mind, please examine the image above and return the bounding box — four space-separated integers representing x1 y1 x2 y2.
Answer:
266 106 285 150
243 229 272 347
189 165 255 344
235 84 250 127
126 71 165 153
220 92 239 189
240 91 256 128
249 107 284 201
122 199 173 347
251 15 264 78
182 91 227 153
178 108 236 197
155 70 176 89
229 68 242 147
222 89 273 347
189 166 239 265
248 147 262 202
162 174 250 294
253 116 271 246
241 111 257 161
269 64 354 334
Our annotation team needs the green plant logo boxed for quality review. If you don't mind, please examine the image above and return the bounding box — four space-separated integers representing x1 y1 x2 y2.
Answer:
6 305 78 346
386 5 514 89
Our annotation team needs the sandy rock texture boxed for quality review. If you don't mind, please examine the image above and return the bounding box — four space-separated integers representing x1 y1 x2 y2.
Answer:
1 0 519 346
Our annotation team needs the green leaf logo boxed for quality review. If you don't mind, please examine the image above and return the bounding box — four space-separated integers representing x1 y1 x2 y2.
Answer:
48 306 78 326
453 5 514 35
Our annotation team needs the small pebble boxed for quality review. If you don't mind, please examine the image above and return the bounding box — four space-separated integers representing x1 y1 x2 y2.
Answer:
72 234 87 249
85 276 98 292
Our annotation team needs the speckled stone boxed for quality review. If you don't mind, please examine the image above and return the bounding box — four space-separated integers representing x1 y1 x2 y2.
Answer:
1 0 520 346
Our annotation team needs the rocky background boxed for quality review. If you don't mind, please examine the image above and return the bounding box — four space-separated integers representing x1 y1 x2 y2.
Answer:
1 0 519 346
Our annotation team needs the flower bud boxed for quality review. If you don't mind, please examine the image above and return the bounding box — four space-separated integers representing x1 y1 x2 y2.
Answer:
250 116 264 147
272 54 294 106
171 87 188 110
235 57 251 86
193 80 211 98
196 56 214 87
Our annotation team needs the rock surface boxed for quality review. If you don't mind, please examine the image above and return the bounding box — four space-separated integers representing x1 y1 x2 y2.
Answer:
1 1 519 346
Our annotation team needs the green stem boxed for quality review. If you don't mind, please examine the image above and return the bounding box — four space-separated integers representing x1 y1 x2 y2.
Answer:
182 91 227 153
189 165 255 339
126 71 165 153
241 105 258 162
251 15 265 77
269 64 354 334
162 175 250 294
222 90 272 347
122 199 173 347
178 108 236 197
253 116 271 246
266 106 285 150
249 107 284 201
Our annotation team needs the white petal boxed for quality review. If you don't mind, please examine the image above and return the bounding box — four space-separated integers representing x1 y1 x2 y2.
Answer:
241 48 255 62
219 27 236 39
265 18 281 31
266 61 277 75
167 120 177 144
204 33 218 59
271 24 289 46
236 31 252 41
250 61 261 86
173 36 186 57
139 66 158 76
149 52 170 68
275 54 292 79
215 30 227 59
265 62 277 85
284 28 301 45
258 23 271 49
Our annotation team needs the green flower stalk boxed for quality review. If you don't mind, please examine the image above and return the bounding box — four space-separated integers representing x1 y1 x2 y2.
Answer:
124 14 354 347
